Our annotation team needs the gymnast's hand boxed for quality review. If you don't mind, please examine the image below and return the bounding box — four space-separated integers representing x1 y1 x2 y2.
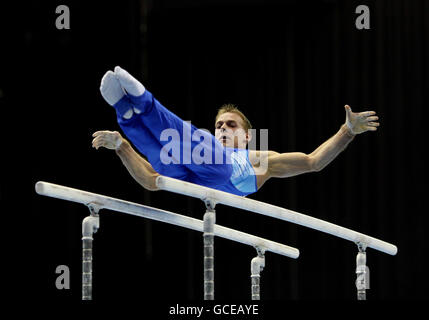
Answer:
92 130 124 150
344 105 380 135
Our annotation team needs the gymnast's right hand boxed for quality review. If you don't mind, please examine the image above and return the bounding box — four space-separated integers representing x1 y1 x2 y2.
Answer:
92 130 124 150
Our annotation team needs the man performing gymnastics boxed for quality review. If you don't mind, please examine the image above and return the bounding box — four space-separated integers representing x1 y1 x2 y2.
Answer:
92 66 379 196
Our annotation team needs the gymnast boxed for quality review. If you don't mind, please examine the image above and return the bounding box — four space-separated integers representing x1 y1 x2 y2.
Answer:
92 66 379 196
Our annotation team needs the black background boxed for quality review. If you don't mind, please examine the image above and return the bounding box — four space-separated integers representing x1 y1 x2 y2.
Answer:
2 0 428 313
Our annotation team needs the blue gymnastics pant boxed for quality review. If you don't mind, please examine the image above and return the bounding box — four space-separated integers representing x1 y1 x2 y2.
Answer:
114 90 233 189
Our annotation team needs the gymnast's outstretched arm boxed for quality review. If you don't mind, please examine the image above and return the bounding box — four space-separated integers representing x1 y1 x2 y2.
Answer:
259 105 379 180
92 130 160 191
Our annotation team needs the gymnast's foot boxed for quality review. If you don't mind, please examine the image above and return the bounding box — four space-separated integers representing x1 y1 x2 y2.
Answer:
100 70 134 119
114 66 145 114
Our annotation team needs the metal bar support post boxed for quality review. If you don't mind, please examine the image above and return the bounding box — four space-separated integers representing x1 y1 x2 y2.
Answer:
251 246 265 300
356 242 369 300
203 199 216 300
82 204 100 300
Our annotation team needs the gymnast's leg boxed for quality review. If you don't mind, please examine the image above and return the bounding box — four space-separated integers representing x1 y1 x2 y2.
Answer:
99 70 189 180
100 67 232 186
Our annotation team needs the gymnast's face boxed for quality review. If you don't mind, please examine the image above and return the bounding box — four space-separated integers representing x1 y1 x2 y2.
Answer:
215 112 250 149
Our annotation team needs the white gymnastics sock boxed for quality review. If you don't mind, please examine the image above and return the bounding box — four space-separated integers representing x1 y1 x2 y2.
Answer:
114 66 145 96
100 70 134 119
114 66 145 114
100 70 125 106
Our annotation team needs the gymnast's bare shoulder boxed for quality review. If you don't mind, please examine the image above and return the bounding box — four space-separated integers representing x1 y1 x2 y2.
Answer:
248 150 274 190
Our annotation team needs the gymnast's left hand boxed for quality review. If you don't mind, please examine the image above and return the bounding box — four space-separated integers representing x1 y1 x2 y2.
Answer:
344 105 380 135
92 130 124 150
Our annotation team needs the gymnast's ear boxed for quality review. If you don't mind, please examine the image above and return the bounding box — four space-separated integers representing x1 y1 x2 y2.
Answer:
246 129 253 143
